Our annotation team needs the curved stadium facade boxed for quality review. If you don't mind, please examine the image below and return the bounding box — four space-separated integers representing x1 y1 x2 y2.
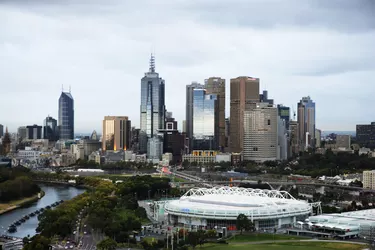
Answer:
165 187 313 230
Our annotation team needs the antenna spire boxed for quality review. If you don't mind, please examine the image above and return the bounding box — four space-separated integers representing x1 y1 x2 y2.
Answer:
149 53 155 73
62 84 64 92
69 85 71 93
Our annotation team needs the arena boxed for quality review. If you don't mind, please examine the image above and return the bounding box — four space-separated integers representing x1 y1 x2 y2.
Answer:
164 186 315 230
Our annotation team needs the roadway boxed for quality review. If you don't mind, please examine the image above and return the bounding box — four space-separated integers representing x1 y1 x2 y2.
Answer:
170 172 369 192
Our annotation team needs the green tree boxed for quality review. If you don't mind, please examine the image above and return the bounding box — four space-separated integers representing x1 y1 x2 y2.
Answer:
236 213 250 234
97 238 117 250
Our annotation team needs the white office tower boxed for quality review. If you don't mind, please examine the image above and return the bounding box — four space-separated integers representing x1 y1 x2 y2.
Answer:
277 117 288 160
147 136 163 164
243 103 278 162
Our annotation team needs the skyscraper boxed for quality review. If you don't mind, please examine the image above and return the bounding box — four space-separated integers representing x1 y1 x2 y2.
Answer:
58 91 74 140
44 116 58 141
229 76 260 153
243 103 278 162
297 96 316 150
192 89 217 150
186 82 204 151
205 77 226 151
102 116 131 151
0 124 3 138
277 105 290 131
356 122 375 149
140 55 166 154
26 124 42 140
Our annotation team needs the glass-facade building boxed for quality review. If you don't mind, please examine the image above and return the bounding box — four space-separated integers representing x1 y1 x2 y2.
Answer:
58 92 74 140
297 96 315 149
44 116 58 141
140 55 166 154
193 89 217 150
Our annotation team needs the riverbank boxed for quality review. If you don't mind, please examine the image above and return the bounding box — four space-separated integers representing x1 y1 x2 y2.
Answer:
0 190 45 215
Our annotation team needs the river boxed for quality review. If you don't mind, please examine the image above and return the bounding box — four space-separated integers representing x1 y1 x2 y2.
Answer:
0 184 85 238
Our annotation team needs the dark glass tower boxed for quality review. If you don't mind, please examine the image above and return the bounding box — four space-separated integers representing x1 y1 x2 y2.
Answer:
140 55 165 154
58 91 74 140
44 115 58 141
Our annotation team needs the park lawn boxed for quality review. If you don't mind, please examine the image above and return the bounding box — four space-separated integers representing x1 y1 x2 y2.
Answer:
228 233 309 242
195 241 364 250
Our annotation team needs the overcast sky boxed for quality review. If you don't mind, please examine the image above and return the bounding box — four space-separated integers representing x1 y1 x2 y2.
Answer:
1 0 374 133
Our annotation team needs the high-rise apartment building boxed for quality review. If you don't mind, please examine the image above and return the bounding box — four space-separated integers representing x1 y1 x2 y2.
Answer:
0 124 3 138
315 129 321 148
297 96 315 150
44 116 58 141
229 76 260 153
26 124 42 140
192 89 217 150
205 77 226 151
58 91 74 140
356 122 375 149
363 170 375 189
102 116 131 151
140 55 166 154
243 103 278 162
186 82 204 151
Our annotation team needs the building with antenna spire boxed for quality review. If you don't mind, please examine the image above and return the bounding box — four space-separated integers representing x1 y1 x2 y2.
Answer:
58 89 74 140
140 54 166 161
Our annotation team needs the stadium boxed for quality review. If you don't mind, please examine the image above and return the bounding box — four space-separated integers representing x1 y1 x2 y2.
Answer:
164 186 317 230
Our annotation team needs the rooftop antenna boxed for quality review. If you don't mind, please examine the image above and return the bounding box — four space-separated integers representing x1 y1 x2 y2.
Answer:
149 53 155 73
292 106 296 121
62 84 64 92
69 85 71 93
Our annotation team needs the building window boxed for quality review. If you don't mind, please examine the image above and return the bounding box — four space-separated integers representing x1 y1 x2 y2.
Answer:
268 119 271 125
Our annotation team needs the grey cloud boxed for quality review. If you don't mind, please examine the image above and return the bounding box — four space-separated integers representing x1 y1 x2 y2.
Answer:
184 0 375 33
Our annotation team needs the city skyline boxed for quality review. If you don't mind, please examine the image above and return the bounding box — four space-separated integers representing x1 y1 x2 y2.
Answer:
1 0 375 132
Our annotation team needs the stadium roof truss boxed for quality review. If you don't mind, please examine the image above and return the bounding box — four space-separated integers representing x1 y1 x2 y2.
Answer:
181 186 297 201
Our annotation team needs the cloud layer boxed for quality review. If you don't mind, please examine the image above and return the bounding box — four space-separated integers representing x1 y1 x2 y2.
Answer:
1 0 374 132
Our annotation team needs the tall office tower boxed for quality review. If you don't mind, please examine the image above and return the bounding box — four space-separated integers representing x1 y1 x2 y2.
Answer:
0 124 3 138
17 126 27 141
277 105 290 131
205 77 226 151
44 116 58 141
259 90 274 104
186 82 204 151
130 127 140 153
182 120 186 133
192 89 217 150
243 103 278 162
297 96 316 150
26 124 42 140
140 55 166 154
229 76 260 153
278 117 288 160
102 116 131 151
58 91 74 140
289 121 299 156
356 122 375 149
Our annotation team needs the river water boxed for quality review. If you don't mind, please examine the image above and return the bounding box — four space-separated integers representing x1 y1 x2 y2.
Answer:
0 184 85 238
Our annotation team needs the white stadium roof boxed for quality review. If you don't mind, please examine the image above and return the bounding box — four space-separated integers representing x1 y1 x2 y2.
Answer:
165 187 312 220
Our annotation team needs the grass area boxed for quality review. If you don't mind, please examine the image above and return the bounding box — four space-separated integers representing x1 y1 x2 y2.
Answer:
228 233 309 242
171 176 187 182
0 191 44 214
195 241 365 250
